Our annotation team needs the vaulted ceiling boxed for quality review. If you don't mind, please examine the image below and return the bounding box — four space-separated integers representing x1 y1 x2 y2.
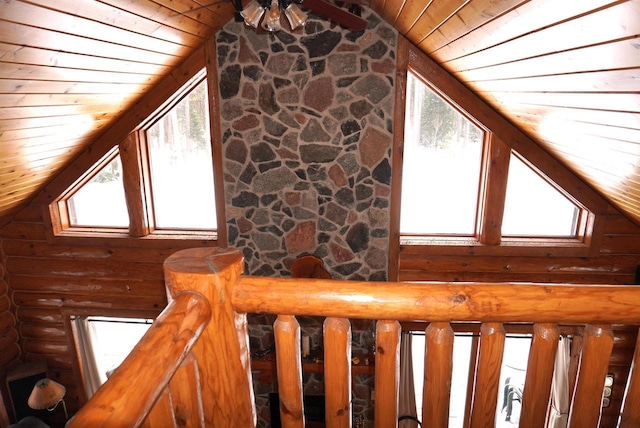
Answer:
0 0 638 226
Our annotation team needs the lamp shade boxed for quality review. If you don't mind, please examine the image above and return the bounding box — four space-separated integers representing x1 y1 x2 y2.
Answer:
28 378 66 410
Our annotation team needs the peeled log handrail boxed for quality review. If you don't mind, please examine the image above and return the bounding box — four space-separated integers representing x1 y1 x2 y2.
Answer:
66 291 211 428
233 276 640 324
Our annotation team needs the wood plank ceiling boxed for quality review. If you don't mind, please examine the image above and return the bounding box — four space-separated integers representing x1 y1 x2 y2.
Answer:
0 0 639 225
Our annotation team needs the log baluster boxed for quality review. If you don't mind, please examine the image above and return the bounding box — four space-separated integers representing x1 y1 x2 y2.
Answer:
169 354 205 427
374 320 401 428
519 323 558 428
619 327 640 427
324 317 352 428
568 324 614 428
141 389 175 428
274 315 304 428
469 322 505 428
422 322 454 428
164 247 256 427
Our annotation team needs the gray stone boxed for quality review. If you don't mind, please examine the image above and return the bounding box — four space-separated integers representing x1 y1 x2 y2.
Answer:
351 75 390 104
253 167 298 193
300 119 331 142
300 144 342 163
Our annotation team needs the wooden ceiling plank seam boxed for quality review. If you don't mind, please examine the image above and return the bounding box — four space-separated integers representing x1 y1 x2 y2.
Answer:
0 125 106 142
3 1 195 54
379 0 407 28
540 144 640 180
484 91 640 113
419 0 530 54
0 93 139 108
468 69 640 94
0 64 160 86
0 43 174 76
388 0 433 35
456 37 640 82
144 0 235 29
512 110 640 132
443 1 640 72
97 0 223 37
432 0 623 63
0 135 96 151
0 79 152 95
0 106 128 121
0 21 181 65
519 122 640 149
23 0 208 46
0 116 112 132
404 0 470 47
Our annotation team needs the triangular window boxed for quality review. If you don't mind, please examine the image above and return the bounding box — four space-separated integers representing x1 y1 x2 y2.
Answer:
502 153 580 237
67 151 129 228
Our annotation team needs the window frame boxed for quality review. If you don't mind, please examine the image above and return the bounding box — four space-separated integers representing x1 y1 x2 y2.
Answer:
49 67 226 244
388 41 600 279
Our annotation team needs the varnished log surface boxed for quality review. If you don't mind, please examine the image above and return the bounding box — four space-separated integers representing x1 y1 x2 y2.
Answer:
423 322 454 428
323 317 352 428
519 323 558 428
620 328 640 427
67 291 211 428
164 247 256 427
234 277 640 324
568 324 614 427
374 320 400 428
469 323 505 428
274 315 304 428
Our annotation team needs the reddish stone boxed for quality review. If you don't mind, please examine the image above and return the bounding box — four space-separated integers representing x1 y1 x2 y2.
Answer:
232 114 260 131
237 217 253 233
241 83 257 100
276 147 298 159
348 211 358 224
303 76 334 112
285 192 301 205
360 127 391 168
371 58 395 74
374 183 390 197
295 113 307 125
337 43 360 52
239 36 260 64
285 221 316 253
328 164 348 187
330 241 355 263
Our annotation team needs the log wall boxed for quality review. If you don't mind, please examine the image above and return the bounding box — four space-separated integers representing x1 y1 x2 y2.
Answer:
0 203 216 416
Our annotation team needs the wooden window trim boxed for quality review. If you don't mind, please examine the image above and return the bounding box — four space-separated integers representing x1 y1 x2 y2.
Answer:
388 36 602 280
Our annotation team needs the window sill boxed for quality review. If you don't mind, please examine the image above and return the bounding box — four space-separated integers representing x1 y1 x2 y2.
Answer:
400 236 590 257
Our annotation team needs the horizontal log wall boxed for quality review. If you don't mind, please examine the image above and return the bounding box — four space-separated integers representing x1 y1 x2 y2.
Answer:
0 242 20 422
0 204 216 416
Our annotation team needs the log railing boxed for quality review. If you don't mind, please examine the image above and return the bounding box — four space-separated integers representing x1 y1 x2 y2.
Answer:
67 247 640 427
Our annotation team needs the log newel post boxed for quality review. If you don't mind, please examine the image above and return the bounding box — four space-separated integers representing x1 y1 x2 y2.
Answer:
164 247 256 427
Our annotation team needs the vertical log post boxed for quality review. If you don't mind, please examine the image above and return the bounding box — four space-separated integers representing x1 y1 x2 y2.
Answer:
324 317 352 428
520 323 558 428
423 322 454 428
470 322 505 428
619 327 640 427
274 315 304 428
374 320 401 428
568 324 614 428
164 247 256 427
